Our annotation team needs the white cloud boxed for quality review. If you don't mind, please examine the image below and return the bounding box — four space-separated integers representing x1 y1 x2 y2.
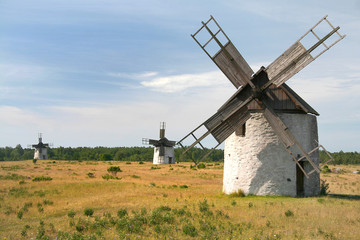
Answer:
140 71 228 93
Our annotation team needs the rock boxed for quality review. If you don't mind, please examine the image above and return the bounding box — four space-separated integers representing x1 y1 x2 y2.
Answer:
353 171 360 174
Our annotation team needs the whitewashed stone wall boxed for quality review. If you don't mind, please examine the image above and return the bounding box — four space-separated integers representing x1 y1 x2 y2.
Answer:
153 147 175 164
34 148 48 160
223 112 320 197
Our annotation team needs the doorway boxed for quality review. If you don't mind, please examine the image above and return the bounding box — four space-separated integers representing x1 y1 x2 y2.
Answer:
296 161 305 197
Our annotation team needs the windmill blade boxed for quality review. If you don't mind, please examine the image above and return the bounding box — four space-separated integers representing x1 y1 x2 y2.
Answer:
192 15 254 89
148 139 159 146
264 15 345 89
260 98 320 177
178 94 253 156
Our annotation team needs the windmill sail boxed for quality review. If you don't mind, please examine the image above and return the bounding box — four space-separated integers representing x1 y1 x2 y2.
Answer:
265 15 345 88
191 15 254 88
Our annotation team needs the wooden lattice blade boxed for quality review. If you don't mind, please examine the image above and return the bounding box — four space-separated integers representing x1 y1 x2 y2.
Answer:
213 42 254 88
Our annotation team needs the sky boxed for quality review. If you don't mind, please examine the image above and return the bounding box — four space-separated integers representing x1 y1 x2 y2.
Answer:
0 0 359 152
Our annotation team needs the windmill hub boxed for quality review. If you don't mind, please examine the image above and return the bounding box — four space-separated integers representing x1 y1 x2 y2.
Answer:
251 87 263 100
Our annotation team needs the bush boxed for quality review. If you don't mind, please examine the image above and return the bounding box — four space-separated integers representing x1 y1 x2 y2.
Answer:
84 208 94 217
285 210 294 217
17 210 23 219
32 176 52 182
228 189 245 197
33 159 37 164
183 223 198 237
321 165 331 173
197 163 206 169
87 172 95 178
139 161 144 164
102 174 121 180
43 199 54 205
117 208 128 218
68 210 76 218
320 179 330 196
107 166 122 176
179 185 188 189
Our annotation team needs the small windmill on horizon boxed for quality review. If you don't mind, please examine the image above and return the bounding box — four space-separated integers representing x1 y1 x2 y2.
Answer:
30 133 52 160
143 122 176 164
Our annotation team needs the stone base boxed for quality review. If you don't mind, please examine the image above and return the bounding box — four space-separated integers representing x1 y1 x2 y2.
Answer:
223 113 320 197
153 147 175 164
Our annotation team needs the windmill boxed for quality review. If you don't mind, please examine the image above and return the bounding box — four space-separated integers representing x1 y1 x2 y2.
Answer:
143 122 176 164
30 133 51 160
177 15 343 197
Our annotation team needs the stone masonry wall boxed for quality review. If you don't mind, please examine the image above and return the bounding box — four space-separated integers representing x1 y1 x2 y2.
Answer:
153 147 175 164
223 112 320 197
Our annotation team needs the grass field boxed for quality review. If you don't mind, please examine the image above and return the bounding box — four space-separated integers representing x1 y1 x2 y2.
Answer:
0 160 359 239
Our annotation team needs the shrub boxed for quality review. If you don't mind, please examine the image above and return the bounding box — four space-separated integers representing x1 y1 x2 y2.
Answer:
68 210 76 218
285 210 294 217
87 172 95 178
197 163 206 169
126 162 131 165
17 210 23 219
43 199 54 205
248 202 253 208
179 185 188 189
151 166 161 170
32 176 52 182
33 159 37 164
183 223 198 237
131 175 140 179
117 208 128 218
199 199 210 213
107 166 122 176
84 208 94 217
228 189 245 197
321 165 331 173
139 161 144 164
102 174 121 180
320 179 330 196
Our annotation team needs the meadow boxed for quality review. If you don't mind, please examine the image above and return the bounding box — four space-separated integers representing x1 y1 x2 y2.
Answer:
0 160 359 239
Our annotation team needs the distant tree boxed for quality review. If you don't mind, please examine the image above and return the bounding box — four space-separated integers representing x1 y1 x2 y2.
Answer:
107 166 122 176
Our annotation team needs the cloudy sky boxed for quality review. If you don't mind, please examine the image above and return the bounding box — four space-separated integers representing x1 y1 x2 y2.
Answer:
0 0 359 152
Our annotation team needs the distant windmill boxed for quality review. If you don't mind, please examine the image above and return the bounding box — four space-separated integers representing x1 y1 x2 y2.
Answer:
143 122 176 164
178 15 342 197
30 133 51 160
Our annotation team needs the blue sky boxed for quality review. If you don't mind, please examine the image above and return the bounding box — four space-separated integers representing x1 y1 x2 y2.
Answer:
0 0 359 151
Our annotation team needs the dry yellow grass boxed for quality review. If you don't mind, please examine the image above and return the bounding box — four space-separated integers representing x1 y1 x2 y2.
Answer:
0 160 359 239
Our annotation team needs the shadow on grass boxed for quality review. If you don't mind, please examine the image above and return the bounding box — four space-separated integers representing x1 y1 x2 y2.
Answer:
328 194 360 200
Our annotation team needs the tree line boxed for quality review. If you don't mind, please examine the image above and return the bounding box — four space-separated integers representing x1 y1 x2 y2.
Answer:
0 144 224 163
0 144 359 164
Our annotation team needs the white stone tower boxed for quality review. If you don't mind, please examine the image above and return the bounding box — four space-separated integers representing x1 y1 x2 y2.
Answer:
223 112 320 197
32 133 49 160
143 122 176 164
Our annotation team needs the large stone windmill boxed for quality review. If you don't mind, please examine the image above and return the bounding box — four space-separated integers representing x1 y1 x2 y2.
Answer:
178 15 343 197
31 133 51 160
143 122 176 164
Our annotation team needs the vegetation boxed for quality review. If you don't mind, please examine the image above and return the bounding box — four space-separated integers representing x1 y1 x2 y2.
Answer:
32 176 53 182
0 145 224 162
1 145 360 166
107 166 122 176
0 160 359 239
